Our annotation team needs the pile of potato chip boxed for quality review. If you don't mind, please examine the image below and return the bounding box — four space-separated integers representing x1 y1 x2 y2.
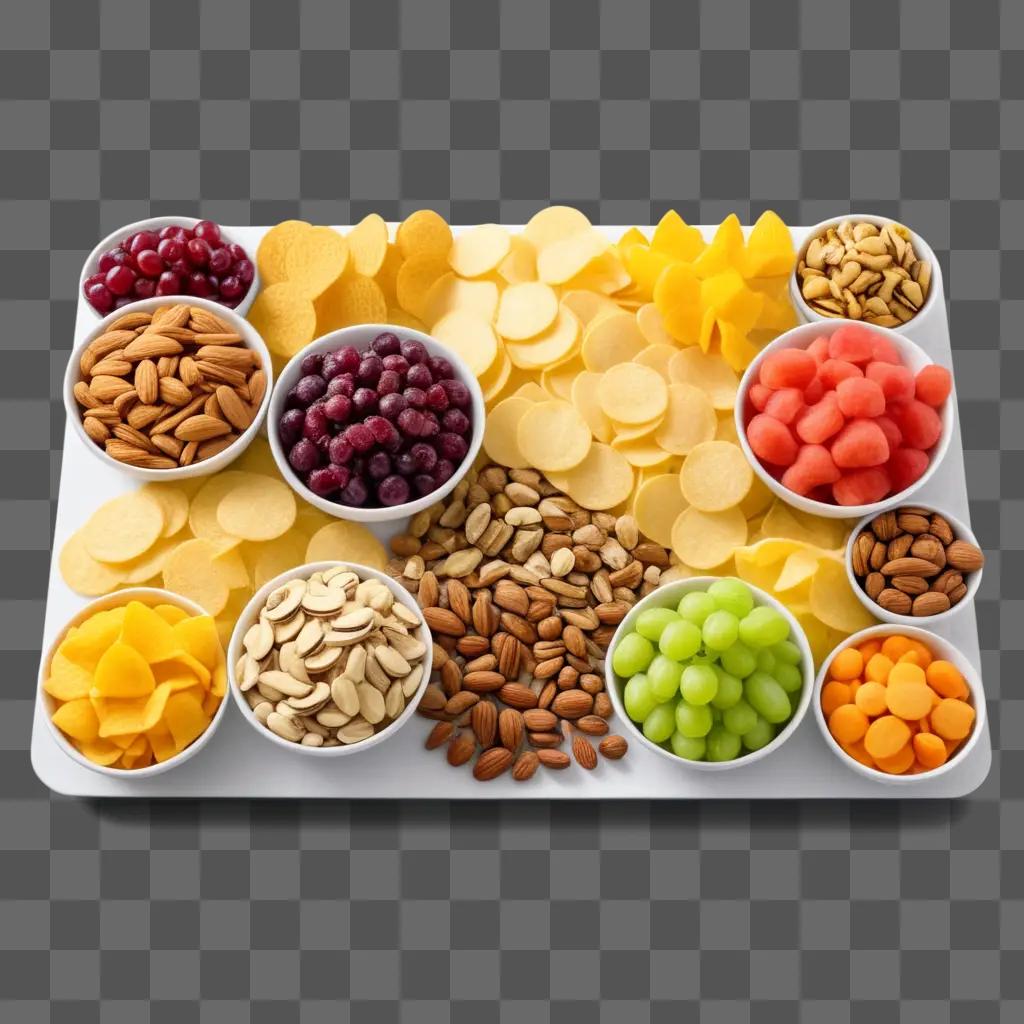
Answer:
59 438 388 648
44 599 225 769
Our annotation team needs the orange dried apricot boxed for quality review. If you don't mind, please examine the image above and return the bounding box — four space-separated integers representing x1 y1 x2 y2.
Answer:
830 647 864 681
864 715 911 760
930 698 975 741
925 660 968 700
913 732 947 770
829 703 869 745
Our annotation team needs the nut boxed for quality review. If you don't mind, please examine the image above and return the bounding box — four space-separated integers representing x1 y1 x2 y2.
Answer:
945 540 984 573
911 591 951 617
598 735 628 760
473 747 514 780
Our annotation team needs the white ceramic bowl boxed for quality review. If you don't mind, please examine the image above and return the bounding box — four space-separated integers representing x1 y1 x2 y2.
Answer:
734 318 954 519
605 576 815 772
79 215 259 319
789 213 941 328
63 294 273 483
813 624 986 785
38 587 231 778
228 560 432 757
268 323 486 524
845 504 984 627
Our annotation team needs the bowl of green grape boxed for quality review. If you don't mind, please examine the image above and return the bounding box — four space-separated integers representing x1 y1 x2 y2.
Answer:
605 577 814 770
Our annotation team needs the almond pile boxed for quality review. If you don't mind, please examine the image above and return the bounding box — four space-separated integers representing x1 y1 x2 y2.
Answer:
385 461 674 781
72 304 266 469
852 506 984 617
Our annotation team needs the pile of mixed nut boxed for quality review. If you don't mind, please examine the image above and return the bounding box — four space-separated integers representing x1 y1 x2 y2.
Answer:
386 460 677 781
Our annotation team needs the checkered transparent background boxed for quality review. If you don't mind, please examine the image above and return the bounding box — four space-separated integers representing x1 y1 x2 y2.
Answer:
1 0 1021 1019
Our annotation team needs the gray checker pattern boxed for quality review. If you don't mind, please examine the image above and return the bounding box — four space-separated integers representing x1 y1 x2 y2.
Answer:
0 0 1020 1020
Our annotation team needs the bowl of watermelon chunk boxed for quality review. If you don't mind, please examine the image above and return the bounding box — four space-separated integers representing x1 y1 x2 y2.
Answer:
735 320 954 519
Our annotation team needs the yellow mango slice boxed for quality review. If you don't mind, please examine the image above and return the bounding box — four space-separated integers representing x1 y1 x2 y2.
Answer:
654 263 703 345
120 601 183 664
93 642 155 698
210 661 226 698
742 210 795 278
651 210 705 263
60 608 126 672
153 603 189 626
719 321 761 372
77 738 122 766
43 651 94 702
96 682 172 738
163 692 211 752
153 662 202 692
622 244 674 300
692 214 745 278
146 722 178 763
202 691 222 718
108 731 139 750
173 615 222 671
52 698 101 743
167 652 212 688
701 270 764 333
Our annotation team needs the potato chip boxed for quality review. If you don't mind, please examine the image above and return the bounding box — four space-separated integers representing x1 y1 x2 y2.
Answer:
385 307 427 332
540 355 586 402
581 311 647 372
346 212 390 277
635 303 674 348
449 223 511 278
810 557 878 634
248 281 317 359
775 549 822 592
671 506 747 570
216 474 297 542
189 472 251 551
617 226 649 251
305 521 387 569
117 538 178 585
596 363 668 426
571 371 614 445
668 347 739 410
715 410 740 444
421 274 499 327
211 546 249 589
633 344 676 383
483 396 534 468
97 682 172 738
251 532 308 589
761 501 848 551
283 225 348 298
257 220 312 287
504 308 580 370
536 228 610 285
561 289 620 327
495 282 559 341
633 474 688 548
654 262 703 345
142 483 189 537
679 440 753 512
560 443 634 510
396 253 450 320
231 436 278 477
44 650 95 702
651 210 706 263
611 414 664 443
523 205 592 250
739 473 774 519
375 244 404 305
162 538 230 616
79 738 123 766
60 530 124 595
397 209 452 260
431 309 499 376
517 400 592 472
701 269 764 333
316 274 387 332
611 436 673 468
654 383 717 456
718 320 761 372
479 347 513 404
514 382 552 403
497 236 537 284
82 492 164 564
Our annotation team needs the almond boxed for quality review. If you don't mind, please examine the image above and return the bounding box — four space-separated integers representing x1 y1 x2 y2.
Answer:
498 683 538 710
493 579 529 616
537 748 570 770
912 591 951 617
473 746 513 780
173 414 232 442
445 691 479 717
447 731 476 766
511 751 539 781
103 439 176 469
877 588 912 615
470 701 498 747
422 606 465 637
418 571 440 608
248 369 267 407
498 708 524 752
122 334 184 360
598 735 628 760
158 376 194 407
929 514 954 545
440 659 463 697
945 540 984 573
134 359 159 404
551 689 593 720
89 357 131 378
461 670 505 693
881 556 939 578
425 721 454 749
90 375 134 403
446 578 472 624
593 693 613 719
215 385 254 431
572 733 598 770
523 709 558 731
575 715 609 736
493 633 521 679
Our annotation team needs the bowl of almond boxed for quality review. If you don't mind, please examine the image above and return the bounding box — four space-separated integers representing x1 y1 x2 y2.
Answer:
845 504 985 626
63 295 273 481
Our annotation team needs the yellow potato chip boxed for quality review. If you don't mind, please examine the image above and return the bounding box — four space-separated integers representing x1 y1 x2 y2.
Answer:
569 248 630 295
482 396 534 468
141 483 189 537
189 472 252 551
597 363 669 426
739 473 774 519
283 225 349 298
257 220 313 287
523 205 592 249
653 262 703 345
536 228 610 285
495 282 559 341
146 721 178 763
120 600 183 664
504 308 580 370
52 698 101 743
118 538 179 586
654 383 717 456
162 538 231 616
671 506 748 570
163 691 211 752
449 223 511 278
617 226 649 251
81 492 164 564
247 282 317 359
346 213 390 277
517 400 592 472
810 557 878 634
581 311 647 372
679 441 753 512
611 436 673 468
497 236 537 284
636 302 675 348
231 436 278 477
385 307 427 332
561 289 620 327
305 521 387 569
633 473 688 548
211 546 249 590
93 641 156 698
715 410 741 444
540 355 586 402
431 309 499 376
514 382 552 403
774 549 822 592
375 244 404 305
397 209 452 260
651 210 706 263
216 474 297 542
396 253 450 320
761 501 848 551
571 371 614 445
43 650 95 703
560 443 634 511
668 347 739 410
421 274 499 327
316 273 387 332
480 347 513 404
611 414 664 443
60 530 124 596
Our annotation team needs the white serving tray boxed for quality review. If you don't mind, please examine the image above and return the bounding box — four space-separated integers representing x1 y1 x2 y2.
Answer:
32 225 991 798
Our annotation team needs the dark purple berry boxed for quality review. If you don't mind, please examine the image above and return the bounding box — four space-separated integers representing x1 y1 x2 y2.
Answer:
395 451 417 475
378 393 408 420
324 394 352 422
377 369 401 396
410 442 437 472
357 354 383 386
434 458 456 485
428 355 455 380
401 338 428 364
440 378 471 408
278 408 305 446
308 465 347 496
302 403 329 442
328 435 353 465
419 410 440 437
403 387 426 409
344 423 375 452
326 373 355 398
288 438 319 474
425 383 449 411
290 374 327 407
414 473 436 496
437 432 468 461
367 451 392 480
378 474 411 506
382 354 409 375
340 477 369 506
398 408 427 437
365 415 398 445
442 408 470 435
406 363 433 389
371 331 401 357
352 387 378 414
300 351 324 375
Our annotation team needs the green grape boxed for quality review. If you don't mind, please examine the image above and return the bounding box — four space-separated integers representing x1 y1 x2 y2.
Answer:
670 731 707 760
709 705 723 723
706 724 743 761
658 619 702 661
738 606 790 648
710 667 743 710
648 654 683 702
675 701 713 738
744 671 792 724
677 590 716 626
720 641 756 678
708 578 754 618
623 673 657 722
643 702 677 744
756 649 776 674
691 652 720 667
723 698 757 736
635 607 680 642
702 610 739 652
742 716 775 751
774 662 803 694
771 640 802 666
612 632 655 677
681 664 718 705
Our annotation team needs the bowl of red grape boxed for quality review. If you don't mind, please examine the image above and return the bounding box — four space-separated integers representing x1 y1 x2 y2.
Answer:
268 325 486 523
80 216 258 319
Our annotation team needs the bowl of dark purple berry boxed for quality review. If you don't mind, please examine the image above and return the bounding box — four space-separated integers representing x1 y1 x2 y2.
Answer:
268 324 485 523
79 216 258 319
